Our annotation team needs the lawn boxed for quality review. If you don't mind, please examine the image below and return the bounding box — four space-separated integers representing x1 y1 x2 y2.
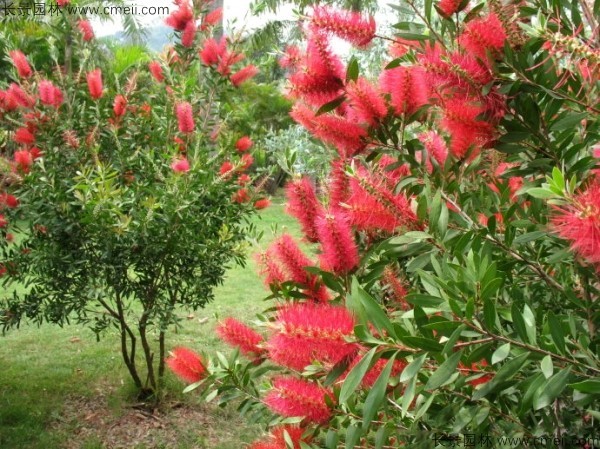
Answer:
0 194 301 449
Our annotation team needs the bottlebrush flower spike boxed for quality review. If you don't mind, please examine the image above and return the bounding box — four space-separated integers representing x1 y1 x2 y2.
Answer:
379 66 429 116
7 83 34 108
78 20 94 41
285 177 323 242
311 113 368 158
231 65 259 87
181 20 197 47
345 77 387 126
256 251 287 287
279 45 302 70
63 130 80 149
249 425 308 449
9 50 32 78
216 317 265 359
201 7 223 30
165 347 206 383
219 161 234 177
310 6 376 48
235 136 253 152
382 266 410 311
14 149 33 173
267 234 315 286
254 198 271 210
113 95 127 117
86 69 103 100
437 0 468 17
458 13 507 61
418 131 448 166
268 302 358 370
165 0 194 31
0 193 19 209
0 215 7 228
171 157 190 173
265 376 334 424
328 159 351 208
199 37 225 66
38 80 63 108
175 102 195 133
14 127 35 145
148 61 165 82
316 209 359 275
233 188 250 203
551 182 600 265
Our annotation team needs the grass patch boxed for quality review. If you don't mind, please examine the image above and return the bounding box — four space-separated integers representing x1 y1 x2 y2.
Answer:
0 195 301 449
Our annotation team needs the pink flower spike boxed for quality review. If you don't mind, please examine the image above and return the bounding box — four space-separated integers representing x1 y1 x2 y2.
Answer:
165 347 206 384
201 7 223 30
78 20 95 41
316 208 359 275
181 20 197 47
175 102 195 133
171 157 190 173
265 376 334 424
235 136 253 152
285 177 323 242
113 95 127 117
148 61 165 82
9 50 32 79
310 6 376 48
86 69 103 100
231 65 259 87
216 317 265 359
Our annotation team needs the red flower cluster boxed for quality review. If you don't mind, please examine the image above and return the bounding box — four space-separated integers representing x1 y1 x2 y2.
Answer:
165 347 206 384
265 376 334 424
78 20 94 41
38 80 63 108
9 51 32 79
86 69 103 100
310 5 376 48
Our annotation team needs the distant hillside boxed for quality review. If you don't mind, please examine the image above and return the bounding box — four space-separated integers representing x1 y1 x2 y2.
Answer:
110 25 172 53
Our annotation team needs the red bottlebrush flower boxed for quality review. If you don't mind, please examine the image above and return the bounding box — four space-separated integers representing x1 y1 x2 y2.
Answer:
78 20 94 41
148 61 165 82
235 136 253 153
181 20 197 47
231 65 259 87
7 83 34 108
240 153 254 170
328 159 351 209
437 0 468 17
233 188 250 203
346 168 418 233
440 98 495 159
249 426 308 449
216 317 265 359
237 174 251 186
5 233 14 243
199 37 224 66
312 113 368 158
0 215 7 228
256 250 287 287
14 149 33 172
285 177 323 242
165 1 194 31
14 127 35 145
86 69 103 100
175 102 195 133
220 161 234 177
0 193 19 209
29 146 42 160
265 376 334 424
254 198 271 210
279 45 302 70
171 157 190 173
458 13 507 61
140 103 152 116
267 234 315 286
201 7 223 30
418 131 448 167
382 266 409 310
56 0 69 5
268 302 358 371
165 347 206 384
63 130 80 149
113 95 127 117
345 77 387 126
0 265 6 277
9 50 32 79
316 209 359 275
378 155 411 187
379 66 429 116
38 80 63 108
310 6 376 48
551 182 600 265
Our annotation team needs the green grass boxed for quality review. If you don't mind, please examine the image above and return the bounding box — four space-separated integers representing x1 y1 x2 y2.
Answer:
0 195 301 449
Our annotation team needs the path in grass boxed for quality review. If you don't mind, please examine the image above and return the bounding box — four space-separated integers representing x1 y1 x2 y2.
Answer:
0 195 302 449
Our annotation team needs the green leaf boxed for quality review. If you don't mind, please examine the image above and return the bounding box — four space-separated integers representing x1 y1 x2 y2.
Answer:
345 425 362 449
400 336 444 352
315 95 346 116
363 354 398 429
483 298 497 330
526 188 556 199
547 312 566 354
473 353 530 400
400 354 427 383
346 57 359 83
570 380 600 394
551 112 587 131
339 347 377 404
533 367 572 410
514 231 546 244
492 343 510 365
540 355 553 379
425 350 463 390
511 304 529 343
401 376 417 417
349 278 396 338
405 294 444 307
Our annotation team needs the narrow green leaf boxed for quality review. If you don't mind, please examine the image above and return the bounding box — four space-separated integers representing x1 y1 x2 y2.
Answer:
526 188 556 199
363 354 398 429
425 350 463 390
345 425 362 449
547 312 566 354
339 347 377 404
349 278 396 338
533 367 572 410
540 355 554 379
472 353 530 400
492 343 510 365
400 354 427 383
511 304 529 343
315 95 346 116
570 380 600 394
346 57 359 82
401 376 417 417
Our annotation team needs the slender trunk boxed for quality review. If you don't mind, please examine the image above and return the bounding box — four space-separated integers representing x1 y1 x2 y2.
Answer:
115 293 143 389
158 330 166 378
139 314 157 392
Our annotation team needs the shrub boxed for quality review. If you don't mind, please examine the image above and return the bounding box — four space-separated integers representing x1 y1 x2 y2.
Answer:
0 0 267 398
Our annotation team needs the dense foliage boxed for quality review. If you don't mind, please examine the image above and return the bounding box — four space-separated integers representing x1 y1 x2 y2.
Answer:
167 0 600 446
0 0 268 396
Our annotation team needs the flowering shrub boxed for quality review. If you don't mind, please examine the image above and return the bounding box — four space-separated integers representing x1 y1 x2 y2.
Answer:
0 0 267 396
168 0 600 445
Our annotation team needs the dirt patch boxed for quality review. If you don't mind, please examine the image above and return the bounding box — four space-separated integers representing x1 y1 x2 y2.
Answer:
52 392 253 449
